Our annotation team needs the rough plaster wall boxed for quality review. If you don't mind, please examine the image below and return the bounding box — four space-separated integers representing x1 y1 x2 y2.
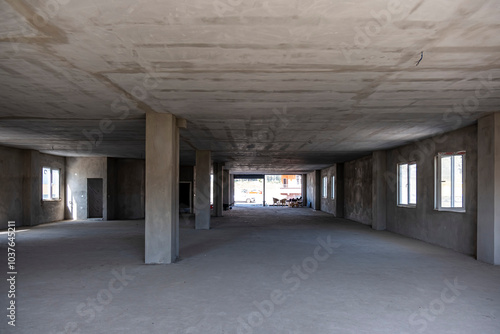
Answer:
66 157 107 220
37 152 65 225
114 159 145 219
320 165 337 215
386 125 478 255
306 171 316 208
0 146 24 228
0 147 65 227
344 156 373 225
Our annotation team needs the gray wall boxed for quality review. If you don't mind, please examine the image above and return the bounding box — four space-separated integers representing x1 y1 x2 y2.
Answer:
320 165 337 215
110 159 145 220
37 152 66 225
344 155 373 225
66 157 107 220
0 146 65 228
386 125 478 255
0 146 24 228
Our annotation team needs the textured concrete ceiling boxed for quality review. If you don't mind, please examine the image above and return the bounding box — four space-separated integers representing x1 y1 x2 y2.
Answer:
0 0 499 173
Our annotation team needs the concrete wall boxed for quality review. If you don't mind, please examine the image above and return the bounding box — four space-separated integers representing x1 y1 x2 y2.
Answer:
386 125 478 255
320 165 337 215
37 152 66 225
111 159 145 220
66 157 107 220
0 146 24 228
344 155 373 225
0 146 65 228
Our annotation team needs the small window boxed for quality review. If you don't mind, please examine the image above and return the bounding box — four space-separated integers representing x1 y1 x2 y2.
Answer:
331 176 335 199
322 176 327 198
42 167 60 200
398 162 417 206
435 152 465 212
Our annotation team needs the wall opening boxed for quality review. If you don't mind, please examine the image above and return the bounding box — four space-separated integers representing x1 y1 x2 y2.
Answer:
87 178 103 218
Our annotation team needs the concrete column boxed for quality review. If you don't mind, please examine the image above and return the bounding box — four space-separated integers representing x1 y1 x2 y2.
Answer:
263 176 266 206
213 162 224 217
478 113 500 265
223 169 230 209
302 174 307 205
314 170 321 210
372 151 387 230
106 157 116 220
229 174 235 205
336 164 344 218
145 112 181 264
195 150 211 230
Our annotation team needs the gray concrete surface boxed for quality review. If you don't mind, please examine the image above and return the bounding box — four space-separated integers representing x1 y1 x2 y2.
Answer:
320 165 337 215
0 147 66 228
195 150 211 230
478 114 500 264
386 125 478 256
145 112 179 264
344 155 373 225
213 162 224 217
1 206 499 334
66 157 108 220
0 1 499 172
372 150 387 231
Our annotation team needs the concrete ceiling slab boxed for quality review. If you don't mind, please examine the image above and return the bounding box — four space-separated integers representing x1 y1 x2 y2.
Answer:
0 0 499 173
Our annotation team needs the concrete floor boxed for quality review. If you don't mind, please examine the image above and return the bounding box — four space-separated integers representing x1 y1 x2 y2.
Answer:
1 207 499 334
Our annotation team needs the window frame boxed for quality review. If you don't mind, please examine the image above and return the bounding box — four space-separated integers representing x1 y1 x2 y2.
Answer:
435 151 466 213
397 162 417 208
42 167 61 201
322 176 328 198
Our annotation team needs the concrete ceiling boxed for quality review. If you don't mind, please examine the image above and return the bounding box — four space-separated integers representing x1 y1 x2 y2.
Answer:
0 0 499 173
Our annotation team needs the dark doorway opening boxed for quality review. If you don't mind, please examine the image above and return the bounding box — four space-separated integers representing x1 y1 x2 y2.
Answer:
179 182 192 213
87 178 103 218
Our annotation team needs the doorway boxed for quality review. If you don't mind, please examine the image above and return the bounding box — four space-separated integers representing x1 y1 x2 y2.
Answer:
87 178 103 218
179 181 192 213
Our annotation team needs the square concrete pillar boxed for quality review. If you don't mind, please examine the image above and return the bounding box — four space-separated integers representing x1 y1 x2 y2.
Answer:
145 112 180 264
263 175 266 206
372 151 387 230
229 174 235 205
336 163 344 218
314 170 321 210
195 150 211 229
223 169 230 207
478 113 500 265
213 162 224 217
302 174 307 205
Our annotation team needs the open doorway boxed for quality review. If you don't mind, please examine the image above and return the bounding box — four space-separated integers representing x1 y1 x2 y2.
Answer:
265 175 302 206
179 181 192 213
87 178 103 218
234 177 264 206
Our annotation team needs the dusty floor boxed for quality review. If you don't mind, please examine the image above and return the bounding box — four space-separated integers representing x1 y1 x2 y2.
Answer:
1 206 499 334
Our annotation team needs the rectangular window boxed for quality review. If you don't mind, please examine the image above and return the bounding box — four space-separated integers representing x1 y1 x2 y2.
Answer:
435 152 465 212
331 176 335 199
398 162 417 206
322 176 327 198
42 167 61 200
